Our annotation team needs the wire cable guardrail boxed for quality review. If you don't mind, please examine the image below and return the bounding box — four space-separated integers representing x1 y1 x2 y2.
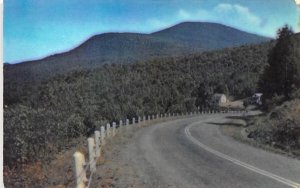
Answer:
72 108 246 188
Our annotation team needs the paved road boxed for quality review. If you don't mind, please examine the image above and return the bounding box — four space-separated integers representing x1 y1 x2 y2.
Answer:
117 113 300 188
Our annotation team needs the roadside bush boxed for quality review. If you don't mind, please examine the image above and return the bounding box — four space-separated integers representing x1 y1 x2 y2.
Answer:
66 114 85 138
272 119 299 150
247 98 300 152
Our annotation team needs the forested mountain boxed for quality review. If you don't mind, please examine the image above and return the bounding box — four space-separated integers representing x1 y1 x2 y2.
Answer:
4 40 273 168
4 22 270 86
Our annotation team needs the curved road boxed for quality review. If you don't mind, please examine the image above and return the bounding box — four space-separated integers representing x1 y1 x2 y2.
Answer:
116 113 300 188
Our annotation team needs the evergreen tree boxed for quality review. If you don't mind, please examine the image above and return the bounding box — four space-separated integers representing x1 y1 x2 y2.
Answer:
259 25 300 99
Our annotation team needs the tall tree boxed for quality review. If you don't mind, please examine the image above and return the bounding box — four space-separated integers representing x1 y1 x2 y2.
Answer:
259 25 300 99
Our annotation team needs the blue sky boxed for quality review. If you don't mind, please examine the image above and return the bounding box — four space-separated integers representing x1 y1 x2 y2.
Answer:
4 0 299 63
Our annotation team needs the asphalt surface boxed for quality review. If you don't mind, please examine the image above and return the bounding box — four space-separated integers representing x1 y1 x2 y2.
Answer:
117 113 300 188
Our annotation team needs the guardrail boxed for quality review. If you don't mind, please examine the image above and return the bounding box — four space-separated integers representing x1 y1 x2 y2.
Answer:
72 109 244 188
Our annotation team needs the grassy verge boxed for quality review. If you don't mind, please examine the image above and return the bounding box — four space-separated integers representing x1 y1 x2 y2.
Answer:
220 114 300 160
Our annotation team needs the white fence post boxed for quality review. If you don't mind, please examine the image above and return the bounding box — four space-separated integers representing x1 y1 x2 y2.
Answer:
94 131 101 157
88 138 96 172
106 123 111 138
101 126 106 145
137 116 140 127
132 117 135 125
73 151 87 188
125 119 129 130
112 122 116 136
119 120 123 128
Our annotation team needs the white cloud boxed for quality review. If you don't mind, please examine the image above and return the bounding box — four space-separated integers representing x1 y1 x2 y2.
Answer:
215 3 233 13
214 3 262 27
233 4 262 26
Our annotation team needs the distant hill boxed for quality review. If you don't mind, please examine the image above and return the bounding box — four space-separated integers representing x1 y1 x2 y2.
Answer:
4 22 271 85
151 22 269 51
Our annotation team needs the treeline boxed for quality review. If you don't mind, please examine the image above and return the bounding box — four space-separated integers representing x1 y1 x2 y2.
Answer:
4 42 271 167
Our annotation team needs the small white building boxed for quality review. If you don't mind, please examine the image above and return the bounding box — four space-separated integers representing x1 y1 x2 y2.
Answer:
211 94 227 105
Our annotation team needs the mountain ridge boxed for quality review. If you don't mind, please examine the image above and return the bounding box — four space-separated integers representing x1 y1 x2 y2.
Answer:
4 21 271 84
10 22 271 65
154 22 270 49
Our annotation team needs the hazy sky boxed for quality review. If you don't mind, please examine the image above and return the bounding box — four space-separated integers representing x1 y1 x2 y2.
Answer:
4 0 298 63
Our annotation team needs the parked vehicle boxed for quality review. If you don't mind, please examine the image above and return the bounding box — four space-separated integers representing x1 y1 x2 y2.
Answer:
250 93 263 105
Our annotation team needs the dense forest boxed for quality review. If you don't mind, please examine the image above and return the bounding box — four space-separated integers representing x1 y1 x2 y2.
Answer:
4 41 272 168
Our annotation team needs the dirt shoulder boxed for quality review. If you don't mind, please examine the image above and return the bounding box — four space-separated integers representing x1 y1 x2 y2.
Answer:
90 125 143 188
90 117 185 188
